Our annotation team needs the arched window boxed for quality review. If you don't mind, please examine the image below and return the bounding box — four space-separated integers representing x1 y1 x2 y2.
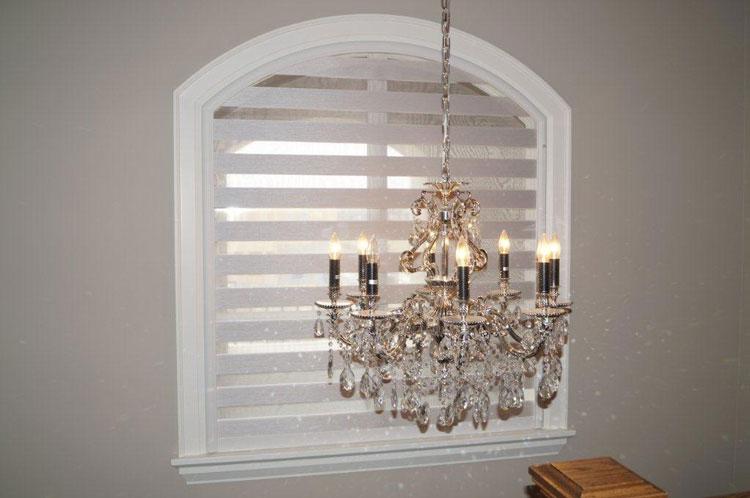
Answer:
173 15 571 483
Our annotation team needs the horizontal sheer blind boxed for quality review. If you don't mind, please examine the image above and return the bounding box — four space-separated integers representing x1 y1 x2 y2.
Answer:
210 54 541 452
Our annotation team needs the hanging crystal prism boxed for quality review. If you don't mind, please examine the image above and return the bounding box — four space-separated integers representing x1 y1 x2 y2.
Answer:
340 362 355 393
313 312 324 338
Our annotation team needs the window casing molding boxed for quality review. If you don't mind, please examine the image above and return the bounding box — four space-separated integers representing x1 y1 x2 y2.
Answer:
173 14 573 483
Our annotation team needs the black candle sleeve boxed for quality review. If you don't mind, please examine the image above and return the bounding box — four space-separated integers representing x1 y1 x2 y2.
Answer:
499 253 509 279
457 266 470 301
536 261 550 294
358 254 367 291
550 258 560 288
329 259 340 291
366 262 378 296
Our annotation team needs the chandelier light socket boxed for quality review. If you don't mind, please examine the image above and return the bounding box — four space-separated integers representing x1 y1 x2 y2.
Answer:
456 236 470 301
366 261 379 297
328 232 341 293
366 236 379 296
329 259 340 292
457 266 470 301
358 254 367 294
499 253 510 280
536 262 550 294
548 233 561 288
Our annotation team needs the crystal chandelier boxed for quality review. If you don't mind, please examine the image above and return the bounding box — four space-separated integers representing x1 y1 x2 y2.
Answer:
314 0 572 428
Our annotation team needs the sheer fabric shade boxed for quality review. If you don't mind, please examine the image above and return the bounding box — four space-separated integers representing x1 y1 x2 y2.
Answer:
210 53 541 452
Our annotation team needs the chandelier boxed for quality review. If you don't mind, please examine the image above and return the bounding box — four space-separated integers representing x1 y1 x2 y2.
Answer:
313 0 572 428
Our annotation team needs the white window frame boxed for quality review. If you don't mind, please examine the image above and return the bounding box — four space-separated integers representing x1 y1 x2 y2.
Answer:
172 14 573 484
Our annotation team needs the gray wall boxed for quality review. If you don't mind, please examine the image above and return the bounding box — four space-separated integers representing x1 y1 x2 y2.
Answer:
740 0 750 490
1 0 748 496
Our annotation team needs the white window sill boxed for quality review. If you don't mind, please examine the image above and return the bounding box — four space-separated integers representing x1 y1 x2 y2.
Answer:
172 428 575 484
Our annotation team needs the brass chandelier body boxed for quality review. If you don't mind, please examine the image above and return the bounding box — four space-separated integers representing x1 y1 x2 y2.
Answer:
314 0 572 428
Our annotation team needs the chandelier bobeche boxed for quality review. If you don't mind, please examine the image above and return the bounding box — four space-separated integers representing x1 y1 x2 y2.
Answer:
314 0 572 429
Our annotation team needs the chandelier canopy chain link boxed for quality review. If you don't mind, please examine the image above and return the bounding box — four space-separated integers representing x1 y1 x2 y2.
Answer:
441 0 451 182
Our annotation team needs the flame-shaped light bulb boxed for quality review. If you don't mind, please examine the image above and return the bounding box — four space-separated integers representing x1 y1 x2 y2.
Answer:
366 237 379 264
455 236 471 267
328 232 341 260
535 233 549 263
357 232 369 256
548 233 561 260
497 230 510 255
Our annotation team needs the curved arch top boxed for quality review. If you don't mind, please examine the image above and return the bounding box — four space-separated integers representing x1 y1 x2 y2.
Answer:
173 14 573 464
177 14 570 122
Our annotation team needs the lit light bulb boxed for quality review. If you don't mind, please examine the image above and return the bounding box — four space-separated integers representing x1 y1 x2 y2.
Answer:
535 233 549 263
357 232 369 255
548 233 561 260
366 236 380 263
497 230 510 255
455 236 471 267
328 232 341 260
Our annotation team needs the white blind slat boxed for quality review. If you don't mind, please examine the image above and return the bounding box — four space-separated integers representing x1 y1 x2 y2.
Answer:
215 155 537 178
216 251 536 275
214 120 535 147
215 281 536 311
218 402 536 441
215 220 536 243
280 55 482 83
214 188 536 209
225 87 527 116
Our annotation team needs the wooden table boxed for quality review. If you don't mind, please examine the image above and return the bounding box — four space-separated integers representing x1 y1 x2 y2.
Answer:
529 457 667 497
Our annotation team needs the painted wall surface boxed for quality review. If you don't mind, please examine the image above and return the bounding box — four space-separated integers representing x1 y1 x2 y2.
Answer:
739 1 750 491
1 1 748 496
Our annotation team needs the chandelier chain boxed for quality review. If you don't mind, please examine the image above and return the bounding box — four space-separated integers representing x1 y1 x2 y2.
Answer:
441 0 451 182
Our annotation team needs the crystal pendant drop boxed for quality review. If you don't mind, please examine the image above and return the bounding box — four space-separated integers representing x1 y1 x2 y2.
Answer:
479 393 490 424
416 402 430 426
499 385 511 411
359 370 372 398
403 390 419 414
455 385 470 413
539 375 553 400
523 358 536 376
340 365 355 393
471 402 481 425
438 336 453 361
390 386 398 411
511 381 524 409
327 352 334 380
378 364 391 381
520 327 538 351
374 387 385 412
437 404 455 427
313 316 325 338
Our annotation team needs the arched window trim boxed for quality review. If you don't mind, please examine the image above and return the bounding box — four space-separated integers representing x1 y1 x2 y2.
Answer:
173 14 572 483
